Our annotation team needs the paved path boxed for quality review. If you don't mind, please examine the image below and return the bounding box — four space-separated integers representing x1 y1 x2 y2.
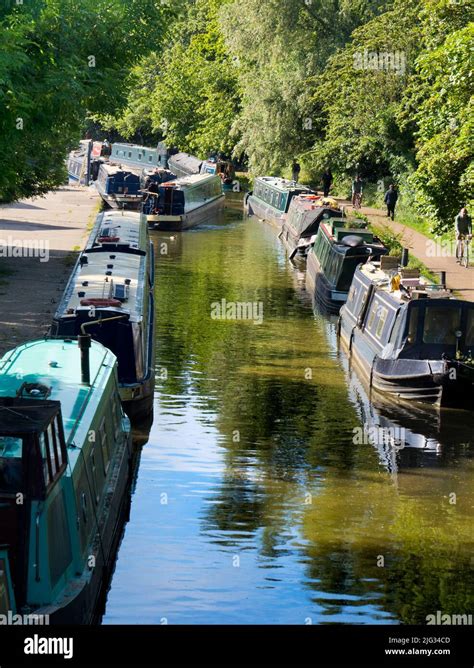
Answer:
338 198 474 300
0 185 100 355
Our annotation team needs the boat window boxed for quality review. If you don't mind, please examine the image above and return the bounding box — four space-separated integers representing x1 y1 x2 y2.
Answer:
407 306 419 344
465 308 474 346
89 446 99 504
0 437 23 494
39 432 53 488
347 284 357 308
375 307 388 339
99 418 110 475
366 300 378 331
0 557 11 613
149 155 153 162
422 306 462 344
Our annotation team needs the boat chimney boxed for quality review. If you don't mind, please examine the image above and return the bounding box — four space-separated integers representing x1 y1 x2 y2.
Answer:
401 248 409 267
439 271 446 289
78 334 92 385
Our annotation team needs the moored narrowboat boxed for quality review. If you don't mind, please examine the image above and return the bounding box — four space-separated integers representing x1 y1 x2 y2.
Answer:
339 260 474 408
306 220 387 314
143 173 224 231
0 338 132 623
167 152 238 191
280 194 344 262
110 142 168 170
95 163 142 209
67 140 105 185
245 176 313 227
51 211 155 423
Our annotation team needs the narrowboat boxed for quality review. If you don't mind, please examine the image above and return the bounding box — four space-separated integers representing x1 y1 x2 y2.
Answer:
280 194 344 262
110 142 168 170
167 152 238 191
245 176 313 227
0 338 132 623
338 259 474 408
95 163 142 209
67 140 104 185
143 173 224 231
51 211 155 423
167 152 203 177
306 219 387 314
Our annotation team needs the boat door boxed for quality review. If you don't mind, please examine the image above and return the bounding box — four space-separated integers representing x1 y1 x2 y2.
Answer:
0 548 16 615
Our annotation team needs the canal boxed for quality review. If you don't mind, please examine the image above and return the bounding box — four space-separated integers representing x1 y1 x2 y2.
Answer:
103 199 474 625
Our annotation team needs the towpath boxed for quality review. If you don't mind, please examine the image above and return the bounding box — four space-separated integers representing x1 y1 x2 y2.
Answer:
336 198 474 300
0 185 100 356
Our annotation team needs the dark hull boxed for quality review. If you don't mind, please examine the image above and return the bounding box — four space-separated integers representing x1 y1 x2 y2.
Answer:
305 250 347 314
147 195 224 231
339 321 474 410
245 195 286 228
37 431 133 624
122 377 155 424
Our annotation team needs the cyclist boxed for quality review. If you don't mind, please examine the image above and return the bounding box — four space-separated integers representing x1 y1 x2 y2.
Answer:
455 206 472 264
352 175 363 209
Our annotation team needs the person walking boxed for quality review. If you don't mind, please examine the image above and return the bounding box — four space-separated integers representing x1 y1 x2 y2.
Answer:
291 160 301 183
322 169 333 197
351 175 363 208
455 207 472 263
384 184 398 220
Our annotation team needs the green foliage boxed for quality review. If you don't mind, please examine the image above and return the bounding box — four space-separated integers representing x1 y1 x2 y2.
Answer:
0 0 173 201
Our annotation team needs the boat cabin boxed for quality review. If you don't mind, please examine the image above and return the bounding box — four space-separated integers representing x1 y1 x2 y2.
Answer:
252 176 313 215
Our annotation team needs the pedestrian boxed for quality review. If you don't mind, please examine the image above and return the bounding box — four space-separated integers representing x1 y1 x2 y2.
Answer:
455 207 472 263
351 175 363 208
322 169 332 197
291 160 301 183
384 184 398 221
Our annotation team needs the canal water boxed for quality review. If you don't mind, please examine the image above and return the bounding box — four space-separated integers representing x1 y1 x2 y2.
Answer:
103 198 474 625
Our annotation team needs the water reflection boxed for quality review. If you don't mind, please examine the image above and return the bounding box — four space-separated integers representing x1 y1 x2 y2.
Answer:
102 201 474 625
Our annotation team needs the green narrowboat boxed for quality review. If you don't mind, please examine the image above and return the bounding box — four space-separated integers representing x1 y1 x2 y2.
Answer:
245 176 313 227
0 338 132 623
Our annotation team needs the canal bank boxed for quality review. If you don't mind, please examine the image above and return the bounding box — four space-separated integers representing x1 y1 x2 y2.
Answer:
0 186 100 355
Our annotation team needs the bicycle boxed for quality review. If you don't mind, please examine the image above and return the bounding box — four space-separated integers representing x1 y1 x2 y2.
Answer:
456 234 471 268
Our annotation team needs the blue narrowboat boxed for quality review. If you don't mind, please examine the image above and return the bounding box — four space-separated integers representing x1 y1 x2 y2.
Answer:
306 220 388 314
143 173 224 231
245 176 313 227
95 163 143 209
67 140 105 185
0 338 132 623
51 211 155 423
339 260 474 408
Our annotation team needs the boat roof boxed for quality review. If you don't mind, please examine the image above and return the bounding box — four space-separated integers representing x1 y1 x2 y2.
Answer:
168 152 203 173
0 399 61 436
318 220 385 248
0 339 116 449
161 172 221 189
255 176 312 193
56 250 146 321
99 162 139 176
85 211 147 254
357 261 466 305
290 194 342 213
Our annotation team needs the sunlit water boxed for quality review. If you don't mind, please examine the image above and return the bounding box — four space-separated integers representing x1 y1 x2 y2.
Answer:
103 197 474 625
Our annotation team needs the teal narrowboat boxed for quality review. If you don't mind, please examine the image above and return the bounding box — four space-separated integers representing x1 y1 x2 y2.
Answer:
245 176 313 227
110 142 168 170
0 338 132 623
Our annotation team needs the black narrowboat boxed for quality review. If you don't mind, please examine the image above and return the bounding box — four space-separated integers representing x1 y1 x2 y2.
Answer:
306 220 388 313
339 260 474 409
